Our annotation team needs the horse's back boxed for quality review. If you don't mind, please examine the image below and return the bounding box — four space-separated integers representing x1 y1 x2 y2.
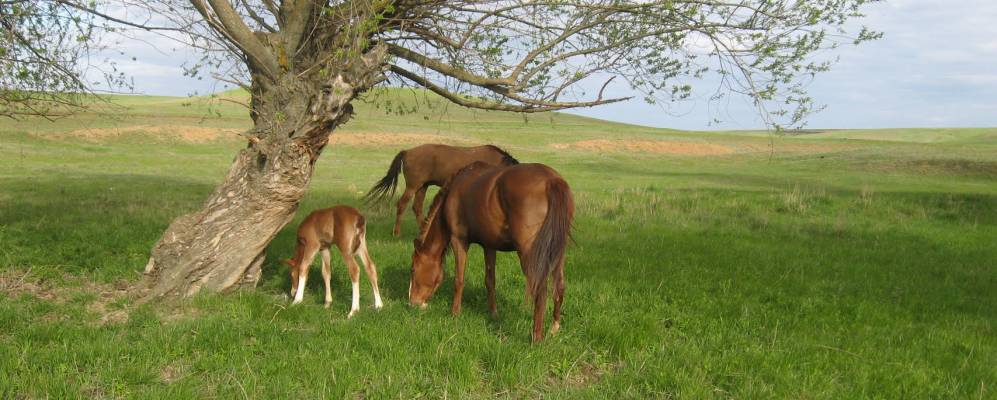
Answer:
299 206 362 247
450 163 568 249
405 144 510 184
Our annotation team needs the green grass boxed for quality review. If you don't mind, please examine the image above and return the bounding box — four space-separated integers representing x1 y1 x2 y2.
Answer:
1 89 995 398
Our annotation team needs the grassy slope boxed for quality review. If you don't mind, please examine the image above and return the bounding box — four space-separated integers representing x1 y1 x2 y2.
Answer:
1 89 995 398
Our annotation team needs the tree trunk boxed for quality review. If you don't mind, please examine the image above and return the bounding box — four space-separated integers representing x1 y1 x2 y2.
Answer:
140 45 387 300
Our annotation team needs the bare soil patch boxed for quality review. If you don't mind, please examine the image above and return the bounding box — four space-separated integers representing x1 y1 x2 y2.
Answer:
52 125 464 146
330 132 464 146
551 139 734 155
57 125 242 143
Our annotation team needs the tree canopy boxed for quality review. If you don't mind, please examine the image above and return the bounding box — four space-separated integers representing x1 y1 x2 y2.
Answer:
0 0 135 118
4 0 882 128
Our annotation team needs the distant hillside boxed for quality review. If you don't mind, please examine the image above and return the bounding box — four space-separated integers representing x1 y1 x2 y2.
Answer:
43 88 997 149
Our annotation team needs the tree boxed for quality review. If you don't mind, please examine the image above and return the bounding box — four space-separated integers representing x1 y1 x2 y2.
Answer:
10 0 883 298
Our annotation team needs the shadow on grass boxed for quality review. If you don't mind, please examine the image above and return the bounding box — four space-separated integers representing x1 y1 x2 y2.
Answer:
4 172 994 333
0 173 217 280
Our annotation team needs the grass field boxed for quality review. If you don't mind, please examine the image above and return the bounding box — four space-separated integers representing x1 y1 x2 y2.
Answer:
1 89 995 398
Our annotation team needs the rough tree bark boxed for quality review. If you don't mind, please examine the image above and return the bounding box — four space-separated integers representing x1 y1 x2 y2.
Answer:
140 45 388 299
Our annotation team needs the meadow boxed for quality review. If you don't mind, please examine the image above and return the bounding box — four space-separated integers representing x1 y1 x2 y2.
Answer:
1 89 995 398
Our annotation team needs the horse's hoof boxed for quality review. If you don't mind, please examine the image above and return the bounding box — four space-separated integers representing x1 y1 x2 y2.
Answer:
549 321 561 335
323 302 331 309
347 310 358 319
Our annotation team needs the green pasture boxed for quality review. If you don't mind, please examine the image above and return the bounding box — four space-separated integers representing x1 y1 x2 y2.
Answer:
1 89 995 398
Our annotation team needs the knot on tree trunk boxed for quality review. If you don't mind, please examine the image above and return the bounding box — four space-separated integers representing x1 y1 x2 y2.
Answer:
306 43 389 126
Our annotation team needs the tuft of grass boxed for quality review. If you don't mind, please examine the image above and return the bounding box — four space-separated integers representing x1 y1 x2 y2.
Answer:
780 184 826 214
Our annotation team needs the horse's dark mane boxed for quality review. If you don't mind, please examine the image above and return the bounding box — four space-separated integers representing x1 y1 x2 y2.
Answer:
415 186 452 262
486 145 519 165
418 186 448 243
417 162 494 256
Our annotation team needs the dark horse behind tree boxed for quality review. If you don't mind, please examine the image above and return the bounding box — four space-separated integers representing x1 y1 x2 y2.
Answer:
408 161 574 342
364 144 519 236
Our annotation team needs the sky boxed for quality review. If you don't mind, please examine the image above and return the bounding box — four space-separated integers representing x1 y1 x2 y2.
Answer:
101 0 997 130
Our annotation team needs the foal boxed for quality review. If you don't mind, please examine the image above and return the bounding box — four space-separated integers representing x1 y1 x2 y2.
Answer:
284 206 383 318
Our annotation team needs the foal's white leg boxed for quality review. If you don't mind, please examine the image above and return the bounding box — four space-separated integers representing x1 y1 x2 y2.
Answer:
320 249 332 308
341 251 361 318
292 248 319 305
292 272 308 304
357 236 383 309
350 280 360 318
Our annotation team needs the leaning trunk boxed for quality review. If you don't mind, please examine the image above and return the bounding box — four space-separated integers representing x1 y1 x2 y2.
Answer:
140 45 387 300
140 123 313 298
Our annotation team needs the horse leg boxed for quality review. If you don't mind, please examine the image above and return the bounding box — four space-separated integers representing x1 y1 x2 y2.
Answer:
550 257 566 335
485 248 497 317
289 263 300 299
292 244 320 305
450 238 469 316
339 243 362 318
356 235 384 309
393 186 417 236
320 249 332 308
411 186 428 224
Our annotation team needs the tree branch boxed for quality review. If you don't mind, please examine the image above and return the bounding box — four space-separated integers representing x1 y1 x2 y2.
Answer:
387 43 512 87
389 64 630 113
203 0 280 78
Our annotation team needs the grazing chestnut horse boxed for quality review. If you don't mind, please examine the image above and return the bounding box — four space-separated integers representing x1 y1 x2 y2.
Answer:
283 206 383 318
408 162 573 342
365 144 519 236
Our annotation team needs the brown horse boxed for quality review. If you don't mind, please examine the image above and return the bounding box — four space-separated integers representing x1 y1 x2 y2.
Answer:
408 162 573 342
364 144 519 236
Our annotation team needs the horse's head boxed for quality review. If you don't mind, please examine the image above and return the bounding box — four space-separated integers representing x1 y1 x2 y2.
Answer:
282 258 300 296
409 238 443 308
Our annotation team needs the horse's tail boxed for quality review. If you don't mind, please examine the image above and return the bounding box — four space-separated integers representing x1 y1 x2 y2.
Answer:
364 150 405 203
526 178 574 299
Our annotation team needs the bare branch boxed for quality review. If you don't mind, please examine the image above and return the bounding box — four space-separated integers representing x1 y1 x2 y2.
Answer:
203 0 279 78
239 0 277 33
387 43 511 87
389 64 630 113
53 0 183 31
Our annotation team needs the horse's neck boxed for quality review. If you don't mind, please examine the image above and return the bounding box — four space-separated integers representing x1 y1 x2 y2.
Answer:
421 213 449 258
